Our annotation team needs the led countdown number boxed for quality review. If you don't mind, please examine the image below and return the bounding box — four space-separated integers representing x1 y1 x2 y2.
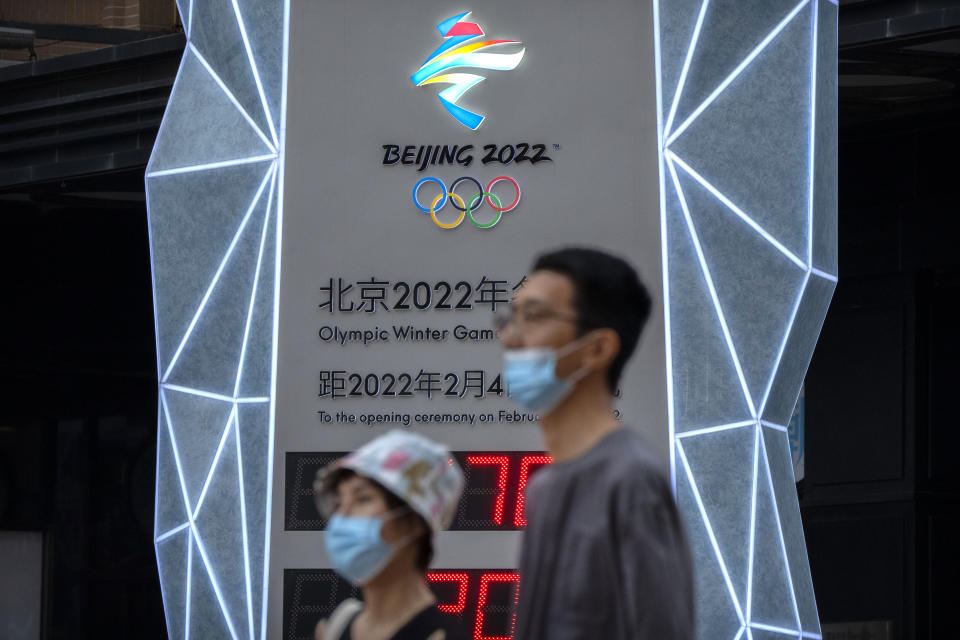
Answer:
285 452 552 531
283 569 521 640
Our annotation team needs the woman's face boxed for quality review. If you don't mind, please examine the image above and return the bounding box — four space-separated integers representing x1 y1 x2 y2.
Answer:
332 475 417 545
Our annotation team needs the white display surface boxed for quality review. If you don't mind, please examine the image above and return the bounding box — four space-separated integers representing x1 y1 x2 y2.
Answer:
267 0 663 636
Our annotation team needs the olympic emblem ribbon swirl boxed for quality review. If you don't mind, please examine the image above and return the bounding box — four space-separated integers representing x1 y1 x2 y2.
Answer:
412 176 521 229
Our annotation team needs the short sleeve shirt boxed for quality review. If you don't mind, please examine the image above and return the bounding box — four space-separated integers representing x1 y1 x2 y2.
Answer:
514 428 694 640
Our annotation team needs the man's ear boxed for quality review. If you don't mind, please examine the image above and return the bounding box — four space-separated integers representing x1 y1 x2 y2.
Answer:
583 328 620 373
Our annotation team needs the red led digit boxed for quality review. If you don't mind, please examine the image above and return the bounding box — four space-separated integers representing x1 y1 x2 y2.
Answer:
474 572 521 640
513 455 553 527
426 572 470 614
466 455 510 525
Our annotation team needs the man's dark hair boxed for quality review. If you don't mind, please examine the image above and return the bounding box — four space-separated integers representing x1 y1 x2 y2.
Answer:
532 247 652 392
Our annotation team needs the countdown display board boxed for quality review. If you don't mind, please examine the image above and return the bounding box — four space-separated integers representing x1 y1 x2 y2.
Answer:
267 1 665 638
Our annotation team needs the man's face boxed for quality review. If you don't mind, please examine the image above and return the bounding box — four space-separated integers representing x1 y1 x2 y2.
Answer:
499 270 584 379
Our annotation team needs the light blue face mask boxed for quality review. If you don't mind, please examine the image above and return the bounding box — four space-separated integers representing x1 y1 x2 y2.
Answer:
502 336 592 414
324 509 410 585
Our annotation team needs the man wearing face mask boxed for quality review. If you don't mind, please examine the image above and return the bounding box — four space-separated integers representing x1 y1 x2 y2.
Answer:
499 247 694 640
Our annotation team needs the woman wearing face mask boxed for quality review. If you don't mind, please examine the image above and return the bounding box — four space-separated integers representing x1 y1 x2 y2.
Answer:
313 430 467 640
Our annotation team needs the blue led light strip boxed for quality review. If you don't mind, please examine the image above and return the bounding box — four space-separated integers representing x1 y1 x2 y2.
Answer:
192 521 242 640
234 172 277 398
652 0 677 495
810 267 837 282
758 427 803 631
260 2 291 636
667 154 757 417
146 154 276 178
162 383 270 404
157 521 191 543
758 271 811 418
192 407 237 518
161 164 276 382
229 0 280 148
807 0 818 267
235 410 257 640
188 44 276 154
675 420 754 439
185 528 193 640
750 621 821 638
663 0 712 141
161 388 242 640
745 425 761 633
664 0 810 148
759 420 789 433
677 441 747 625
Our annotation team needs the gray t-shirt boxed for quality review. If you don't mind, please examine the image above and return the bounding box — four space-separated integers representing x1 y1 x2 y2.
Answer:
514 428 694 640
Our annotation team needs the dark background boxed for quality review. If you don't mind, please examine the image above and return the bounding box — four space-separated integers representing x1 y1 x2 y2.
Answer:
1 0 959 637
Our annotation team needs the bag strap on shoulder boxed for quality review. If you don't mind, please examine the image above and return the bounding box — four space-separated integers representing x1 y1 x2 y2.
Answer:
323 598 363 640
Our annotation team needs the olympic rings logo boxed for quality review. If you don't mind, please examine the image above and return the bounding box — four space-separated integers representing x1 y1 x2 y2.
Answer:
412 176 521 229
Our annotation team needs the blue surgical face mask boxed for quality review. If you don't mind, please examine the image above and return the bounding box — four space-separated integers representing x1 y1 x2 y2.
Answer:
324 509 410 585
503 336 592 414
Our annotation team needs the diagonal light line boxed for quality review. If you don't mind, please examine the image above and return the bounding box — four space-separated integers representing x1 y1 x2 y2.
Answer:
188 44 276 153
187 0 193 38
667 154 756 417
160 389 195 525
235 411 256 640
191 523 241 640
751 622 803 636
234 171 276 398
146 154 275 178
745 425 761 626
810 267 837 282
153 394 163 539
733 626 746 640
807 0 818 266
676 420 755 439
162 386 195 640
669 152 807 270
760 420 789 433
663 0 711 141
758 271 810 417
677 441 747 625
175 0 190 38
230 0 280 147
162 165 275 382
145 43 193 374
193 406 237 519
162 383 270 404
665 0 810 147
157 521 191 543
759 428 803 631
652 0 677 495
185 528 193 640
802 632 823 639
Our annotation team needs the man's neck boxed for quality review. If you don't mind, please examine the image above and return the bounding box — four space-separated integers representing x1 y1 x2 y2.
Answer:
539 376 620 463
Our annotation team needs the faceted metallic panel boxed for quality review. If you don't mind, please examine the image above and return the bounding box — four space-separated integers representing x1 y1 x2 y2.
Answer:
149 1 836 639
657 1 836 638
148 1 284 638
